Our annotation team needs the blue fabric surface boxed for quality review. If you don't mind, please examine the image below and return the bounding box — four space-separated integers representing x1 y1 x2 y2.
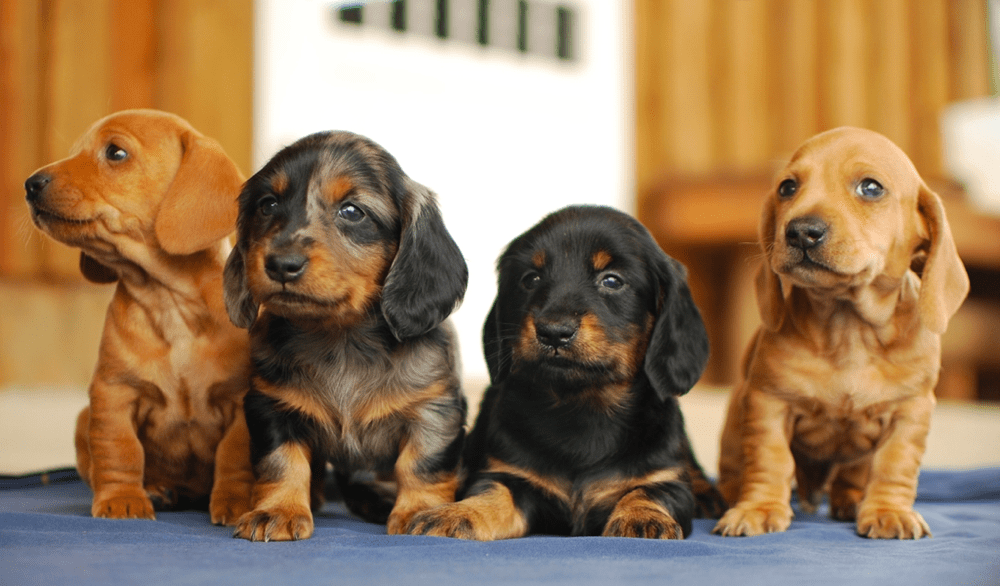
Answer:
2 469 998 586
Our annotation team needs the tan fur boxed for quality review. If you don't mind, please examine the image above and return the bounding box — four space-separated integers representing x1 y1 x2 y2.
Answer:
236 442 314 541
26 109 252 524
714 127 969 539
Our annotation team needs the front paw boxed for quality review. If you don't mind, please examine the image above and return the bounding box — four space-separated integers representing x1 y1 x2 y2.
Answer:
856 506 930 539
233 508 313 542
92 489 156 520
210 490 252 526
406 505 481 539
713 502 792 537
603 508 683 539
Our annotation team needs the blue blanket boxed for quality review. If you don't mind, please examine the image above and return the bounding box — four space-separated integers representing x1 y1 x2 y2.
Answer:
2 468 998 586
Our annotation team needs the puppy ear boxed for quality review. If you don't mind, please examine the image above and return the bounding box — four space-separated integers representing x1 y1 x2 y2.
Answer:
381 178 468 340
756 195 786 331
916 183 969 334
223 244 259 329
79 252 118 284
644 255 710 399
481 298 506 383
154 130 244 256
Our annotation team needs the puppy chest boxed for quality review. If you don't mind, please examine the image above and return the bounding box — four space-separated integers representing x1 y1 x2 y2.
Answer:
788 399 893 462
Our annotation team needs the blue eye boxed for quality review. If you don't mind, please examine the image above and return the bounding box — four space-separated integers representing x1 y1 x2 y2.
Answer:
338 203 365 222
856 178 885 200
600 274 624 290
257 195 278 216
521 272 541 291
777 178 798 198
105 144 128 162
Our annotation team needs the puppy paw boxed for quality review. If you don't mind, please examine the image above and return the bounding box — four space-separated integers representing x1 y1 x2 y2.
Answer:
603 508 683 539
233 508 313 542
210 491 252 526
713 502 792 537
92 489 156 520
405 505 480 539
856 506 930 539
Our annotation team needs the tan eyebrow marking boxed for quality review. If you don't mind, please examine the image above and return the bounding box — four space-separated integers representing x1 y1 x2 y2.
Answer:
592 250 612 271
270 170 289 194
324 175 355 203
532 250 546 268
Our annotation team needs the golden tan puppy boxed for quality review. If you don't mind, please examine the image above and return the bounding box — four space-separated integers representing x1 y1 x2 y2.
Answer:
714 127 969 539
24 109 253 524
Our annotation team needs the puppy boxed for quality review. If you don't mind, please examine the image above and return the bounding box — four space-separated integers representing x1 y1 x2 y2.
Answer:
407 205 725 540
714 127 969 539
223 131 469 541
23 109 253 524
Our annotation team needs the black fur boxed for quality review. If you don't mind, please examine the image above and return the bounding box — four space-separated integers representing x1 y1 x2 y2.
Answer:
223 131 468 539
415 205 723 539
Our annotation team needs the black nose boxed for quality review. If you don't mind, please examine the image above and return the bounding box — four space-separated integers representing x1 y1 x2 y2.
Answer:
265 253 308 283
785 216 828 250
535 319 578 349
25 173 51 204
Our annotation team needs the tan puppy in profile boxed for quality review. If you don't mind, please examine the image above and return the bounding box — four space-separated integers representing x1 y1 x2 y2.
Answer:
714 127 969 539
24 109 253 524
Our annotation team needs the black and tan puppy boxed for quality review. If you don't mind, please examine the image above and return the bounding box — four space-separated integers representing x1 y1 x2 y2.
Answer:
408 205 724 540
223 131 469 540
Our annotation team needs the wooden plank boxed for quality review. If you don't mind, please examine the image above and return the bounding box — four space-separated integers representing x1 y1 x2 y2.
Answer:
908 0 949 177
948 0 991 102
868 0 911 154
157 0 253 176
634 0 667 198
41 0 113 280
665 0 715 174
0 0 46 278
817 0 869 129
111 0 157 110
719 0 769 170
767 0 820 157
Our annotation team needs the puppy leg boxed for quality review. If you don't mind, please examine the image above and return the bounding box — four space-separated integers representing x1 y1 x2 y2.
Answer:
793 453 833 514
209 414 254 526
87 383 155 520
714 389 795 537
603 482 693 539
406 478 531 541
829 459 869 521
233 442 314 541
386 433 461 535
855 397 933 539
75 407 92 487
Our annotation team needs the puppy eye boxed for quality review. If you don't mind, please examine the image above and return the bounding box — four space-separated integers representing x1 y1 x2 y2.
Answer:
521 272 541 291
257 195 278 216
105 144 128 162
777 178 798 198
338 203 365 222
599 274 624 290
856 178 885 200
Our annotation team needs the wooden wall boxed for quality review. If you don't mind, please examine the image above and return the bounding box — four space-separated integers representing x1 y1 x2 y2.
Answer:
0 0 252 387
635 0 993 196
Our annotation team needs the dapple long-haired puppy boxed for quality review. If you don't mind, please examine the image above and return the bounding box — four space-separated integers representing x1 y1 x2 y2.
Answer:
223 131 469 541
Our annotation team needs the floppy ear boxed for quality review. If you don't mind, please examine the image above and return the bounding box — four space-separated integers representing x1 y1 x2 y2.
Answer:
481 298 507 383
755 195 786 331
643 255 710 400
916 183 969 334
381 178 468 341
79 252 118 284
154 130 244 256
223 243 259 329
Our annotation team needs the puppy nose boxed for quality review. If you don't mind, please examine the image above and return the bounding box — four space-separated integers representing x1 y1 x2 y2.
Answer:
265 253 308 283
785 216 828 250
24 173 51 203
535 319 578 349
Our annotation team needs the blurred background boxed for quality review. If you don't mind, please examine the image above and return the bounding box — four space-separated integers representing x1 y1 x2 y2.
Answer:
1 0 999 472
